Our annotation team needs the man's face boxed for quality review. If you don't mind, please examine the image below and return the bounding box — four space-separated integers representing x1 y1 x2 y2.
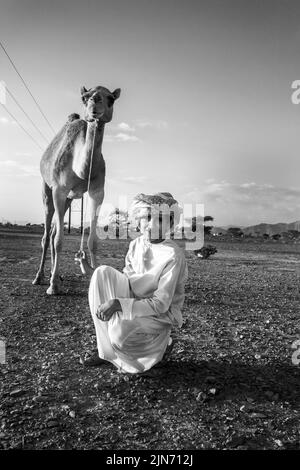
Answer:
139 210 172 241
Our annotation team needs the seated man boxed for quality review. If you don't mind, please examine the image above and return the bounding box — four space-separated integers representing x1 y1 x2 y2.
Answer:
76 192 188 374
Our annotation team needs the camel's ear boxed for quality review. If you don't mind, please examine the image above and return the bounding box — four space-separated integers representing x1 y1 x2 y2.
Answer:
81 86 89 103
112 88 121 100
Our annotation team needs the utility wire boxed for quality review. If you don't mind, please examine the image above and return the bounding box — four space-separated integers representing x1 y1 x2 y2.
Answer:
1 103 44 151
0 40 56 135
6 86 50 145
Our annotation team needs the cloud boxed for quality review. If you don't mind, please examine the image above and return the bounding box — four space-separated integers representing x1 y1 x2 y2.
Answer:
0 159 39 177
183 181 300 225
135 119 168 130
103 119 168 143
106 175 150 186
240 182 258 189
115 133 140 142
104 133 140 143
15 152 33 157
120 176 149 184
117 122 135 132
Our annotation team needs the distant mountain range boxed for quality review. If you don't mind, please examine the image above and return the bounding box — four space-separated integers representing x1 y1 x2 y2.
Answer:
2 219 300 237
212 221 300 236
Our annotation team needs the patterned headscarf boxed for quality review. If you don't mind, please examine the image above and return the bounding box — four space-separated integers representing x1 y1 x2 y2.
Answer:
129 193 183 268
129 192 182 230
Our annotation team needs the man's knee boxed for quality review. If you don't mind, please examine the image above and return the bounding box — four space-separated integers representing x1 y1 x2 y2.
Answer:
109 321 132 350
95 265 110 274
108 323 123 349
89 265 112 299
93 265 115 282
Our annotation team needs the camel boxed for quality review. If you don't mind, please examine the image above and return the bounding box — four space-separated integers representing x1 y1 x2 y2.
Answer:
32 85 121 294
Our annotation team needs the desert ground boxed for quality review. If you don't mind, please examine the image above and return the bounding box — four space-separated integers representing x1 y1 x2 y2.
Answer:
0 230 299 450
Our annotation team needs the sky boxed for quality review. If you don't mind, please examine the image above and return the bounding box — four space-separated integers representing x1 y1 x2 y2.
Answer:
0 0 300 227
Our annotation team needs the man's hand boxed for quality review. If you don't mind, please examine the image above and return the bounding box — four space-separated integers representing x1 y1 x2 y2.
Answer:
96 299 121 321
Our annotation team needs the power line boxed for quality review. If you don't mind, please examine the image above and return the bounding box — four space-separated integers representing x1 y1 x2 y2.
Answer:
0 40 56 135
1 103 44 151
6 86 50 145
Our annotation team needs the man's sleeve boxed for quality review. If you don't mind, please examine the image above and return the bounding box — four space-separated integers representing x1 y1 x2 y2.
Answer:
122 241 135 277
118 254 185 320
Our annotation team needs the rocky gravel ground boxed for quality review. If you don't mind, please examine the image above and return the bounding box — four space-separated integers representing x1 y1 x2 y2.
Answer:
0 232 299 450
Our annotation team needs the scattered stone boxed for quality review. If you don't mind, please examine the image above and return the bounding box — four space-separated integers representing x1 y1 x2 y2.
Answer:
10 389 25 398
46 420 59 428
33 395 49 402
246 397 255 403
10 441 23 450
196 392 208 402
274 439 283 447
206 375 216 383
227 435 247 448
249 412 267 419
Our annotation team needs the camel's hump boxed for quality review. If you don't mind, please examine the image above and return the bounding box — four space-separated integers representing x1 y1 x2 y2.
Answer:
67 113 80 122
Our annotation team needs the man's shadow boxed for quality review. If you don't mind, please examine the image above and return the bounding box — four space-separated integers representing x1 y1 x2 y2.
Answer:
139 358 300 406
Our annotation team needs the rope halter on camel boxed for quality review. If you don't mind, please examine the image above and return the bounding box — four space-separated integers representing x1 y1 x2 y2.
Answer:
79 118 99 253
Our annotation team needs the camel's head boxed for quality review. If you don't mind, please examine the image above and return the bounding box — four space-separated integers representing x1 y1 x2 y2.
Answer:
81 85 121 123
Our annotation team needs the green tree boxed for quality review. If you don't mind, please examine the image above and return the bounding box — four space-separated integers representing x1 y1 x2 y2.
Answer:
272 233 281 241
288 230 300 239
191 215 214 235
109 208 129 238
227 227 244 238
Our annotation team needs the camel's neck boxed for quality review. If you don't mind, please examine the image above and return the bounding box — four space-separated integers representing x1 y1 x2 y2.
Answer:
72 120 106 182
84 120 105 159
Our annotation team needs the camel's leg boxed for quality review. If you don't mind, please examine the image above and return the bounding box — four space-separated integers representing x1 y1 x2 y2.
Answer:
50 224 56 274
50 198 72 275
46 189 68 295
32 181 54 285
87 190 104 268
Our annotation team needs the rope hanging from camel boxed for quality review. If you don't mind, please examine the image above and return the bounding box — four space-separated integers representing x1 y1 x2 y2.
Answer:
79 119 99 253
